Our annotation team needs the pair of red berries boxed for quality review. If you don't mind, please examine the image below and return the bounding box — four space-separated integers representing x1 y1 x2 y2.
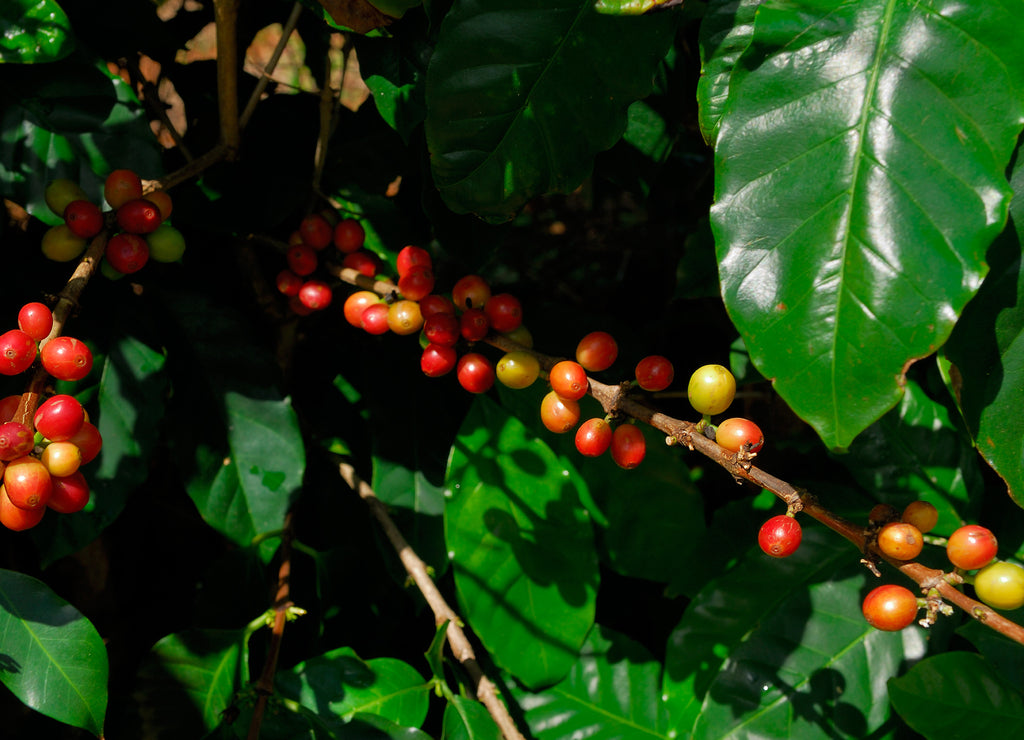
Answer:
0 303 93 382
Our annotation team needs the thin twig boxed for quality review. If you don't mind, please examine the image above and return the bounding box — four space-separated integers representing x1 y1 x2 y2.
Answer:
214 0 241 156
123 54 194 160
240 1 305 130
337 461 529 740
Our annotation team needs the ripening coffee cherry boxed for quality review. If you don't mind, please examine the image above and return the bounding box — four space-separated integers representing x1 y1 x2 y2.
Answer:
715 418 764 454
286 243 317 276
18 302 53 342
116 198 162 234
66 421 102 464
459 308 490 342
47 471 91 514
104 169 143 209
635 355 674 392
0 329 38 376
34 394 85 441
868 503 900 525
575 331 618 372
973 561 1024 611
862 584 919 631
4 456 53 510
484 294 523 333
106 232 150 273
41 224 88 262
947 525 998 570
299 213 333 250
0 484 45 531
0 422 34 462
421 344 458 378
298 280 333 311
146 190 173 221
341 250 383 278
343 291 381 328
758 515 802 558
902 501 938 534
146 224 187 263
396 245 432 276
63 200 104 239
424 313 460 347
610 424 645 469
456 353 495 394
360 303 391 335
687 364 736 415
41 442 82 478
549 360 588 401
333 218 366 253
877 522 924 561
398 267 435 302
419 294 456 318
540 391 580 434
40 336 93 381
45 178 89 217
495 351 540 389
575 418 612 458
452 275 491 310
502 325 533 348
276 269 303 297
387 300 424 336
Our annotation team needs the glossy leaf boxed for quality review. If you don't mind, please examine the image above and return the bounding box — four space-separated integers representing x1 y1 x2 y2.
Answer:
442 695 503 740
889 652 1024 738
696 0 761 144
663 527 921 737
712 0 1024 450
276 646 431 726
512 625 667 739
445 395 598 688
958 619 1024 695
0 569 107 737
0 0 74 64
942 145 1024 506
425 0 676 221
129 629 248 737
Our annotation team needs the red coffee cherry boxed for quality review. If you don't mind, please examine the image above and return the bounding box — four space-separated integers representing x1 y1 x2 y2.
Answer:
575 418 612 458
459 308 490 342
635 355 674 392
610 424 645 469
34 394 85 441
758 515 803 558
360 303 391 335
18 302 54 342
419 294 456 318
877 522 924 561
286 243 317 276
106 232 150 274
47 471 91 514
396 245 432 276
104 168 143 209
296 281 331 311
0 422 35 462
341 250 383 278
549 360 589 401
947 525 998 570
421 344 457 378
4 456 53 510
276 269 303 297
576 331 618 372
452 275 491 310
333 218 366 253
484 294 522 333
66 421 102 464
423 313 460 347
63 200 104 239
540 391 580 434
398 267 435 302
456 353 495 394
299 213 333 250
862 584 919 631
116 198 162 234
0 329 38 376
40 336 94 381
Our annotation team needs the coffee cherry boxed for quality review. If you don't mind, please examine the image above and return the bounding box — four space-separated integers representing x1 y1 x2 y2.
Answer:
41 224 88 262
0 396 20 422
635 355 674 392
341 250 384 277
0 422 34 461
288 296 314 316
419 294 456 318
298 280 333 311
146 190 173 221
146 224 187 262
106 232 150 273
47 471 90 514
18 302 53 342
34 394 85 441
758 515 802 558
862 584 919 631
902 501 938 534
343 291 381 327
45 178 89 217
396 245 432 276
387 300 424 336
484 294 523 333
688 364 736 415
460 308 490 342
424 313 460 347
540 391 580 434
299 213 333 250
421 344 457 378
398 267 435 302
333 218 366 253
549 360 589 401
276 269 303 297
452 275 491 310
104 168 143 209
456 353 494 394
610 424 646 469
502 325 534 348
495 351 540 389
973 561 1024 611
41 442 82 478
0 484 45 531
116 197 162 234
868 503 900 525
947 525 998 570
575 331 618 372
66 421 102 464
40 336 93 381
877 522 924 561
360 303 391 335
63 200 104 239
715 417 764 454
0 329 38 375
4 456 52 510
575 418 612 458
286 243 317 276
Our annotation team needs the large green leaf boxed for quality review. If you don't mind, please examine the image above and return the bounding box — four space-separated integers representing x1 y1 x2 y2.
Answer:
0 569 107 737
942 144 1024 506
445 395 598 688
425 0 677 221
711 0 1024 450
696 0 761 144
663 527 921 738
442 695 503 740
888 652 1024 738
512 625 668 739
0 0 74 64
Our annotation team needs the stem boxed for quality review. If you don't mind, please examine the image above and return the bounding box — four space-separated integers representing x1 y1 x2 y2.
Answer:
240 1 305 130
214 0 241 157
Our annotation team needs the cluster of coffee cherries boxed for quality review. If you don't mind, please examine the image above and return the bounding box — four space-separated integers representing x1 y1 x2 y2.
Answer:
275 212 374 314
0 302 93 382
859 503 1024 630
42 169 186 273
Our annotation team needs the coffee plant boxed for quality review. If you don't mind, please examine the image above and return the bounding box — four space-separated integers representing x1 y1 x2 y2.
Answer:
2 0 1024 738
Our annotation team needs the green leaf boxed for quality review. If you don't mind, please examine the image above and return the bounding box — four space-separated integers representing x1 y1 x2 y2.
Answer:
942 143 1024 506
129 629 248 737
663 527 920 738
594 0 683 16
696 0 761 144
276 646 431 726
442 695 503 740
424 620 449 686
712 0 1024 450
512 625 668 739
958 619 1024 695
0 569 107 737
889 652 1024 738
445 395 598 688
425 0 677 221
0 0 74 64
